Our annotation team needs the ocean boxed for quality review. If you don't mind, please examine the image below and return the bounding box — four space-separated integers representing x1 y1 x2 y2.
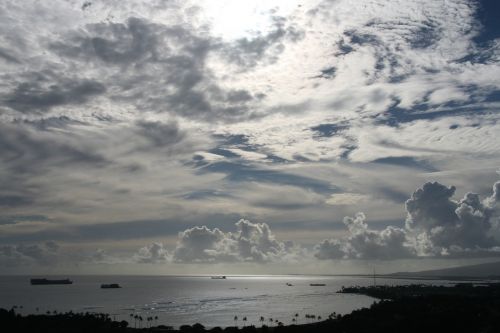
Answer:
0 275 459 329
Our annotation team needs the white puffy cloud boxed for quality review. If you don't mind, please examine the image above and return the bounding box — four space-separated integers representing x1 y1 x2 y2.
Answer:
173 219 303 263
406 181 499 256
134 242 171 263
315 213 414 260
316 179 500 260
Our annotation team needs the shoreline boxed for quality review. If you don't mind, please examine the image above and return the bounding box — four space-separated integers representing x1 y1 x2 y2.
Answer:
3 282 500 332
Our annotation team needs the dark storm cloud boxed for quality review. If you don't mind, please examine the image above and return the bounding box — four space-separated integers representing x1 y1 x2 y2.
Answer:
3 72 106 113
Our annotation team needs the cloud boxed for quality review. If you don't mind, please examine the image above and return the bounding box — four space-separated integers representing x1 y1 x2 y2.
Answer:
46 16 268 122
0 241 61 267
0 0 499 271
220 15 304 68
315 179 500 260
407 181 500 256
135 242 170 263
135 120 186 148
315 213 414 260
173 219 302 263
3 74 105 114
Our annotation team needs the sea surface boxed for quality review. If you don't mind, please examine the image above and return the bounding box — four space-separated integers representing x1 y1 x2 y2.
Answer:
0 275 462 328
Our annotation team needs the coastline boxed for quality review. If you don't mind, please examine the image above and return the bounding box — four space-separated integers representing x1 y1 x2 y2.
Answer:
3 282 500 333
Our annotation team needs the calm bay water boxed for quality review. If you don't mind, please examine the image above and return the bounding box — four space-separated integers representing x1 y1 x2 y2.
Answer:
0 275 458 328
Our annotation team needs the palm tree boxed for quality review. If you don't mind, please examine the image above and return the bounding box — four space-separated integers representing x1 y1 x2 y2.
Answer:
242 316 247 327
295 313 299 324
154 315 158 326
234 315 238 327
260 316 264 326
318 315 322 321
139 316 143 328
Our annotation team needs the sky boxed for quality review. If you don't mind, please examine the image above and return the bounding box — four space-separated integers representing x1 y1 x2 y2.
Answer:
0 0 499 275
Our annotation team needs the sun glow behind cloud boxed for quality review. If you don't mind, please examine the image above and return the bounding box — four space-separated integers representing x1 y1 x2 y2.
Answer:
200 0 303 40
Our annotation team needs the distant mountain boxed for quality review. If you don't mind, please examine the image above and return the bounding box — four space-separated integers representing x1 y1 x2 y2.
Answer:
392 261 500 278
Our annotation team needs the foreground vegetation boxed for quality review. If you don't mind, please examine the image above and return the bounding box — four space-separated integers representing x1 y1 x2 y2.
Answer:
2 283 500 332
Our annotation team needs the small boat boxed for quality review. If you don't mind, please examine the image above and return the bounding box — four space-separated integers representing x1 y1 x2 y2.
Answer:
310 283 326 286
31 278 73 285
211 276 227 279
286 283 293 286
101 283 121 289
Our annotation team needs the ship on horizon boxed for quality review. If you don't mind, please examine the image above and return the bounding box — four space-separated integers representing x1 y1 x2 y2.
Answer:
210 276 227 279
30 278 73 285
101 283 121 289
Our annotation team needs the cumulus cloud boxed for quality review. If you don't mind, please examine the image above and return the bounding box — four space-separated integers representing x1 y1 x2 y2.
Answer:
173 219 302 263
316 179 500 260
315 213 414 260
406 181 499 255
134 242 171 263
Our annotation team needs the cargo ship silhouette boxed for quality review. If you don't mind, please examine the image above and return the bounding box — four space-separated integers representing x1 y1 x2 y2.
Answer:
31 278 73 285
